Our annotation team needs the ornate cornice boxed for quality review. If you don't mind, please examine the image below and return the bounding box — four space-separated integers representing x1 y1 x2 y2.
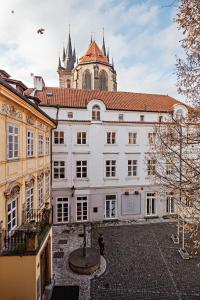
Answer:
1 103 22 120
4 182 22 198
26 115 36 125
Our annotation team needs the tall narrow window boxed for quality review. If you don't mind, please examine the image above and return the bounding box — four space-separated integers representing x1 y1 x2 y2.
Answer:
99 70 108 91
166 161 173 175
56 198 69 223
105 160 116 177
46 136 50 155
38 134 43 156
105 195 116 219
146 192 156 215
83 70 91 89
8 125 19 159
76 196 88 221
25 184 34 221
128 160 137 176
92 105 101 121
27 130 34 157
147 160 156 175
53 161 65 179
148 133 156 144
107 132 116 144
45 175 50 198
166 193 175 214
38 177 43 207
77 132 86 144
128 132 137 144
7 195 18 231
76 161 87 178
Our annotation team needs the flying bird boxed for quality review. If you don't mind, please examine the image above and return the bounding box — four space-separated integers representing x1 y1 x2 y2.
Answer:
37 28 45 35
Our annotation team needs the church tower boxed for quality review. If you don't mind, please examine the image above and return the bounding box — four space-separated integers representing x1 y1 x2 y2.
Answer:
57 28 76 88
57 31 117 91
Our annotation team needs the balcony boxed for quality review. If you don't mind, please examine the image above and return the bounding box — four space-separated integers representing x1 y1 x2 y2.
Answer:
0 207 52 256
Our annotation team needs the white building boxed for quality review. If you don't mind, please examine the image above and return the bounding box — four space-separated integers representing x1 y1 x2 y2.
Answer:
26 35 187 224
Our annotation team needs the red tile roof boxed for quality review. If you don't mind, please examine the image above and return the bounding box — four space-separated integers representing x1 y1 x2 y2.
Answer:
79 41 109 64
25 87 183 113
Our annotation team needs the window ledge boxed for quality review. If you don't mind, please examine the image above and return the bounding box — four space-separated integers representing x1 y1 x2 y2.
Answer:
74 144 89 146
126 176 140 180
74 178 89 181
125 144 139 146
104 144 118 146
145 215 158 219
103 177 119 180
53 178 67 181
91 121 102 124
53 143 67 146
7 158 20 162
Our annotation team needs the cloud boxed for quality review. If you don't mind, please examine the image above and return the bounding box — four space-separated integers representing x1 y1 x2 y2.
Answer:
0 0 185 100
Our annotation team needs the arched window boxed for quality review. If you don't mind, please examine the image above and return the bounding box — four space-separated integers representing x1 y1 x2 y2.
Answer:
92 105 101 121
67 79 71 88
4 184 20 231
82 70 91 90
99 70 108 91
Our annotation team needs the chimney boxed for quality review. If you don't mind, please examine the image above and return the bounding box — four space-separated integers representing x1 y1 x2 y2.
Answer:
33 76 45 91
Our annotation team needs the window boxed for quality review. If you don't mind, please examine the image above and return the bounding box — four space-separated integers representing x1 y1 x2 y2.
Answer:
38 177 43 207
105 195 116 219
27 130 34 157
83 70 91 89
107 132 116 144
77 132 86 144
146 192 156 215
140 115 144 122
8 125 19 159
118 114 124 121
99 70 108 91
76 196 88 221
128 160 137 176
148 132 156 144
38 134 43 156
67 79 71 88
68 112 73 118
105 160 116 177
92 105 100 121
54 131 64 144
166 193 175 214
166 161 173 175
45 175 50 198
147 160 156 175
46 136 50 155
25 185 34 221
159 116 163 122
128 132 137 144
53 161 65 179
7 195 18 231
56 198 69 223
76 161 87 178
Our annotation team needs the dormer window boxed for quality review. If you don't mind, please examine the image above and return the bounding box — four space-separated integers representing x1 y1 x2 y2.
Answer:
159 116 163 122
176 109 184 119
92 105 101 121
119 114 124 121
140 115 144 122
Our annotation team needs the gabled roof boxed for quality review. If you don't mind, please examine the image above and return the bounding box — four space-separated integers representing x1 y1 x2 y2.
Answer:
79 41 109 64
25 87 183 113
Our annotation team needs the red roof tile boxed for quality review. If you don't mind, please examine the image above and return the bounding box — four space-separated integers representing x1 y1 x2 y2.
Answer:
25 87 183 113
79 41 109 64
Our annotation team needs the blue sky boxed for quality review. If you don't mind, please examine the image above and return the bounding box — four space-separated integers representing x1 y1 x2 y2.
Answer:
0 0 184 100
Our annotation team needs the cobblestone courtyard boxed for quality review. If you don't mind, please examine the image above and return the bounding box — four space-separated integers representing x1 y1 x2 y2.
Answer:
91 222 200 300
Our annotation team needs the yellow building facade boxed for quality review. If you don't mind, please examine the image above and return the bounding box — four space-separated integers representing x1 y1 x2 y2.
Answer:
0 79 56 300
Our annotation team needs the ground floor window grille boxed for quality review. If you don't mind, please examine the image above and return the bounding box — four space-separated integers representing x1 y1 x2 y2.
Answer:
76 196 88 221
56 198 69 223
166 193 175 214
7 196 18 231
105 195 117 219
146 192 156 215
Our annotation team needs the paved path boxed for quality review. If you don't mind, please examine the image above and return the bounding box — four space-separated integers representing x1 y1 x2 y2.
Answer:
91 222 200 300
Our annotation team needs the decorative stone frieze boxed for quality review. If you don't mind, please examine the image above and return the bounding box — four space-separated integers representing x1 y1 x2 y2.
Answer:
4 182 21 198
1 103 22 120
26 115 36 125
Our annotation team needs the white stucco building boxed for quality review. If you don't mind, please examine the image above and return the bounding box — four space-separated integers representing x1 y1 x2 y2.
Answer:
26 34 187 224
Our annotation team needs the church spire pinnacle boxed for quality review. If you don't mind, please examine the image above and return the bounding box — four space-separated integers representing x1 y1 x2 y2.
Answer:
64 24 74 71
58 56 61 68
102 28 106 56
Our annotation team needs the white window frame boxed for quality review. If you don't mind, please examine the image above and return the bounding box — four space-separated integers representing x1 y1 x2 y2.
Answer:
128 160 137 176
166 193 175 214
53 161 65 179
166 161 173 175
38 177 43 207
45 136 50 155
146 192 156 216
77 132 87 144
107 132 116 144
105 195 117 219
76 160 87 178
45 175 50 198
25 185 34 221
92 105 101 121
128 132 137 144
76 196 88 222
7 124 19 160
54 131 64 144
7 195 18 231
148 132 156 144
38 134 43 156
105 160 116 177
27 130 34 157
147 160 156 175
56 197 69 223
